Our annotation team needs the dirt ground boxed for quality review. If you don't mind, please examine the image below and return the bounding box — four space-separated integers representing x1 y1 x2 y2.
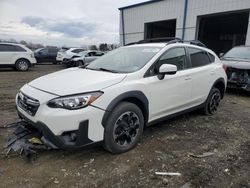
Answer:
0 64 249 188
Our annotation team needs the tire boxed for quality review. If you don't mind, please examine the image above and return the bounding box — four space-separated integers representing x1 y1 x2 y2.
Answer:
103 102 144 154
202 87 221 115
15 59 30 71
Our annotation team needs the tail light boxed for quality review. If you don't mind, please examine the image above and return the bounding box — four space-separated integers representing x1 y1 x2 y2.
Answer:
222 64 227 72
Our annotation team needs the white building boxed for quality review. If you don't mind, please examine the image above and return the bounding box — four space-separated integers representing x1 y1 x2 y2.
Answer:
119 0 250 54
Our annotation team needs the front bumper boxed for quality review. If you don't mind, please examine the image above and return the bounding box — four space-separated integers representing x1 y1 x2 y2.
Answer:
227 81 250 91
16 84 105 150
18 112 100 150
226 67 250 91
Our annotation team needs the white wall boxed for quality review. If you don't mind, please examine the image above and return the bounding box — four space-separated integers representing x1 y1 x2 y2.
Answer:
120 0 185 44
120 0 250 45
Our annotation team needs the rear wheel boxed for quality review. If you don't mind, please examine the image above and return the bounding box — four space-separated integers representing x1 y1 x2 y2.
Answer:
15 59 30 71
103 102 144 154
203 87 221 115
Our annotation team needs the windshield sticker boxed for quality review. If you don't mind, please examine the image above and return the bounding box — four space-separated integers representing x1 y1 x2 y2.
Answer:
142 48 160 53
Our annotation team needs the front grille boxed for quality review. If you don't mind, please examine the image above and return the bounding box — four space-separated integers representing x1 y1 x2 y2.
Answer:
17 92 40 116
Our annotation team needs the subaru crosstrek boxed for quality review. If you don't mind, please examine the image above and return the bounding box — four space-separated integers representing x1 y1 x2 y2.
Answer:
16 40 227 153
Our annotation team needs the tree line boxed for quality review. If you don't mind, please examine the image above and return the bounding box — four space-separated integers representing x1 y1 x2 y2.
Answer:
0 38 119 52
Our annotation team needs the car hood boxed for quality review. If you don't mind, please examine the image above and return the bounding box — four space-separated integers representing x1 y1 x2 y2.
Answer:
221 60 250 69
28 68 127 96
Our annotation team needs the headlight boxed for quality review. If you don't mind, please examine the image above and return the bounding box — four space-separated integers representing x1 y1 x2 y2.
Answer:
47 92 103 110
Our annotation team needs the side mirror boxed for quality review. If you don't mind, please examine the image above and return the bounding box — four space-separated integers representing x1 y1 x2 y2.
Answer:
158 64 177 80
219 53 224 58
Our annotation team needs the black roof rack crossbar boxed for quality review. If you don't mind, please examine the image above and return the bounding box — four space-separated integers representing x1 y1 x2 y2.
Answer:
184 40 207 47
125 38 207 48
137 37 182 44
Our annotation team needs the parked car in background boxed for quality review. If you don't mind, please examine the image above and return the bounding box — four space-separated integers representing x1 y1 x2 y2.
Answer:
221 46 250 91
16 38 227 154
0 43 36 71
63 50 105 67
34 47 59 64
56 47 85 62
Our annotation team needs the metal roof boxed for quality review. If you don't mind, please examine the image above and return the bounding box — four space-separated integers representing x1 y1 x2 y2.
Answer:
118 0 164 10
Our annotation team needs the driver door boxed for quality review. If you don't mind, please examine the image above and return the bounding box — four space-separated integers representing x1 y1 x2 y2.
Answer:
143 47 193 121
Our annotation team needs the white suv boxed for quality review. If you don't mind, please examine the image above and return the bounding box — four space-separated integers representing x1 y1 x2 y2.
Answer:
56 47 85 62
16 39 227 153
0 43 36 71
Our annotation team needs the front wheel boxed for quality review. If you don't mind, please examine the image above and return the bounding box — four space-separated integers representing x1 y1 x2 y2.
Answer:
203 87 221 115
103 102 144 154
15 59 30 71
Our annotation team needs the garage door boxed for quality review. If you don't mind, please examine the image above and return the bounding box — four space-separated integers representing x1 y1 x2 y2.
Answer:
197 11 249 55
145 19 176 39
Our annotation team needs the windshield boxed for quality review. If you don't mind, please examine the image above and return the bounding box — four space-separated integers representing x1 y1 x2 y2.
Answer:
223 47 250 61
34 48 43 52
86 46 161 73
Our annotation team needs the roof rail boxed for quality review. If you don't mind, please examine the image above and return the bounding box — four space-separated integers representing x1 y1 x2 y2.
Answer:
137 37 182 44
125 38 207 48
184 40 207 47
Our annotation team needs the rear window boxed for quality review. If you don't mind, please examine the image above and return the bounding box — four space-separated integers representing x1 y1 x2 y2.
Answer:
188 48 211 68
59 48 69 52
71 49 84 53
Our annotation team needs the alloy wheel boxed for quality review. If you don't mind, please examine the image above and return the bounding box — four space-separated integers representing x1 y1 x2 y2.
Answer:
113 111 140 147
209 91 221 114
18 61 29 71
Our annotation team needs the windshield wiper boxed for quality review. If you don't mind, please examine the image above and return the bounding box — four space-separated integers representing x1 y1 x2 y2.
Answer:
84 67 119 73
98 68 119 73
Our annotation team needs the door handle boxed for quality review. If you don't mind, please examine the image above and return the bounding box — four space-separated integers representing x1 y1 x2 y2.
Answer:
210 70 215 75
185 75 192 80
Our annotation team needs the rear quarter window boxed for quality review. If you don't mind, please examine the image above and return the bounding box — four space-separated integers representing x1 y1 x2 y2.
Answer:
208 52 215 62
14 45 27 52
188 48 211 68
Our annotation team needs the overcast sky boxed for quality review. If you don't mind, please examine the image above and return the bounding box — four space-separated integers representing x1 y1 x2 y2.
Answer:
0 0 146 47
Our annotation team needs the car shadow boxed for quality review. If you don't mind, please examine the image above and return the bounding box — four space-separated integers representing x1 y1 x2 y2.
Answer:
226 88 250 97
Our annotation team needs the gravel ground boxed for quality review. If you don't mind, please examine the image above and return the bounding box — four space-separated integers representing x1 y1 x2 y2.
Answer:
0 64 249 188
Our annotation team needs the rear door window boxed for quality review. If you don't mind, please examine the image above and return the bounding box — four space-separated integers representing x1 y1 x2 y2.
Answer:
188 48 211 68
40 48 48 55
14 45 26 52
0 44 26 52
49 48 59 54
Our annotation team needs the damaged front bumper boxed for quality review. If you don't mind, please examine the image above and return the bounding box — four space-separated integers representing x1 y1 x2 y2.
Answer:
17 112 98 150
226 67 250 91
3 116 100 159
3 120 57 159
